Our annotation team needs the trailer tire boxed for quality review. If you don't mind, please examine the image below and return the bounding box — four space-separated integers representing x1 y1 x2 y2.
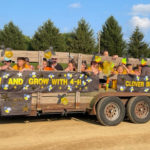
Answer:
127 96 150 123
96 97 125 126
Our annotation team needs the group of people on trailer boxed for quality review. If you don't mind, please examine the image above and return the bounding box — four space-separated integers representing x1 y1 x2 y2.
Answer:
0 50 150 88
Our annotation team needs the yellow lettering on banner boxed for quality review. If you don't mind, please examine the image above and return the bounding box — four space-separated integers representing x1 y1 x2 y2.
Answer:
146 82 150 87
77 79 81 85
52 79 68 85
125 81 144 87
8 78 23 85
28 78 49 85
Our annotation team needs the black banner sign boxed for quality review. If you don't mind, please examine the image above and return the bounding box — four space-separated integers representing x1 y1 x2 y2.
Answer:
117 75 150 93
0 71 99 93
0 93 31 116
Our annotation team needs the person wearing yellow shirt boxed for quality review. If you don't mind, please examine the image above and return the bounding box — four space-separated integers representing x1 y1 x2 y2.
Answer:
113 65 127 75
13 57 32 71
87 61 102 75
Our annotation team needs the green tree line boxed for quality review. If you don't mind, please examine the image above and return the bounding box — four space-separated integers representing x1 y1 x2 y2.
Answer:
0 16 150 58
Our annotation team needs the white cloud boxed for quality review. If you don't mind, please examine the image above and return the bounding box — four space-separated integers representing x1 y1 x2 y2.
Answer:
69 3 81 8
130 16 150 30
132 4 150 16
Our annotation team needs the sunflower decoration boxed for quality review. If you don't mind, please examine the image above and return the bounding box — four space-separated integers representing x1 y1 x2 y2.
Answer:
30 72 37 78
4 106 12 114
2 73 10 79
57 94 68 105
102 61 114 76
4 48 13 58
23 85 29 90
44 46 55 59
47 85 53 91
2 84 9 90
24 94 31 101
92 54 101 63
48 73 54 79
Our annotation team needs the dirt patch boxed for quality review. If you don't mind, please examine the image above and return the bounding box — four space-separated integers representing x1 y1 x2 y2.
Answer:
0 115 150 150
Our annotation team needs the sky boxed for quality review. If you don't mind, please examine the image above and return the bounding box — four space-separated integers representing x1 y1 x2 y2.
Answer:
0 0 150 43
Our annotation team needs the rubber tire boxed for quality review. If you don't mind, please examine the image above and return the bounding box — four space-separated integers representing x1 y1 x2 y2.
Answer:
127 96 150 123
96 97 125 126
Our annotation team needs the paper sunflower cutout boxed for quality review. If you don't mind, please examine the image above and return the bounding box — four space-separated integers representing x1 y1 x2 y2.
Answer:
57 94 68 105
4 48 13 58
44 47 55 59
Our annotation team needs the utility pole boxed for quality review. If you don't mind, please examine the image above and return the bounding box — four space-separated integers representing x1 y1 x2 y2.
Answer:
98 31 101 54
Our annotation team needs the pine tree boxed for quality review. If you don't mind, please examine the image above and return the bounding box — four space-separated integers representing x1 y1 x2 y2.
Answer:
100 16 126 56
128 27 150 58
73 18 96 54
31 19 65 51
0 22 26 50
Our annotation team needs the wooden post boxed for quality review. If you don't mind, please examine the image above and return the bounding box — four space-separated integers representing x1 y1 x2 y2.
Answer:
75 53 82 108
37 51 43 110
98 31 101 54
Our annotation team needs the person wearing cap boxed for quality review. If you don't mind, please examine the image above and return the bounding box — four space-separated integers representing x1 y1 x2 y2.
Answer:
13 57 31 71
0 57 13 70
51 57 63 71
25 57 34 70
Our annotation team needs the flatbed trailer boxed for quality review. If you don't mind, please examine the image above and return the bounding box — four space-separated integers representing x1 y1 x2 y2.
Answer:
1 51 150 126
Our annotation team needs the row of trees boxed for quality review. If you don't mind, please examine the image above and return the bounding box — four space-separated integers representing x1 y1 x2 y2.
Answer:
0 16 149 58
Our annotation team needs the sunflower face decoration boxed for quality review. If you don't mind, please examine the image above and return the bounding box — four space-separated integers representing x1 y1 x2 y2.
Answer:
4 49 13 58
44 47 55 59
94 55 101 63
